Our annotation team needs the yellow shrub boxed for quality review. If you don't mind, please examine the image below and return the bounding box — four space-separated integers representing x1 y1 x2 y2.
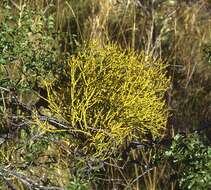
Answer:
43 43 170 159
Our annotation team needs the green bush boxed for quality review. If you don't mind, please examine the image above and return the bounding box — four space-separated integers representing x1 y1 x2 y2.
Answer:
42 43 170 159
66 176 91 190
164 133 211 190
0 4 66 129
0 6 62 89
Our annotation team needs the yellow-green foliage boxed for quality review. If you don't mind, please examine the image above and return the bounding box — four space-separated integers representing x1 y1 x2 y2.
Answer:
43 43 170 159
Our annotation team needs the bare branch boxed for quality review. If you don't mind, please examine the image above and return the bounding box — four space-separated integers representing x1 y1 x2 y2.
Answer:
0 167 64 190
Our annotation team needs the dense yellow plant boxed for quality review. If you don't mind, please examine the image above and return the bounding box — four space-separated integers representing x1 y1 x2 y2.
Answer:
42 43 170 159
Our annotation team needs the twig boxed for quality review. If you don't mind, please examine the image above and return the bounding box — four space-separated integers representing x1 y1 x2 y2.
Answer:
126 167 155 188
39 115 70 130
9 0 20 10
0 87 10 92
0 167 64 190
0 173 17 190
